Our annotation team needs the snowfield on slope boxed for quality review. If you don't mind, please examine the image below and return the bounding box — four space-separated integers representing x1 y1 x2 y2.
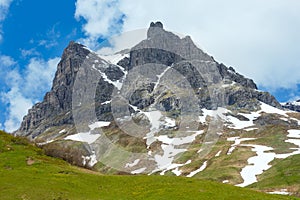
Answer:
234 129 300 187
65 121 110 144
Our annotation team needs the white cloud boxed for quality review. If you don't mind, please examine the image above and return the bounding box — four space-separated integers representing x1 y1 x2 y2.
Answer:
97 28 147 55
1 57 60 132
38 39 57 49
1 87 33 133
20 48 40 58
75 0 300 93
0 0 13 42
75 0 124 49
37 24 61 49
0 54 16 66
0 0 12 20
22 57 59 99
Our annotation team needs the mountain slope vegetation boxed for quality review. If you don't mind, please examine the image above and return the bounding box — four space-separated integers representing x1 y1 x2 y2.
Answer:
0 130 297 200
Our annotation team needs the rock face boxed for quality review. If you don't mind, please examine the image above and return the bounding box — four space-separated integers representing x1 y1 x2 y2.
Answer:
16 42 90 138
15 21 293 175
283 99 300 112
16 21 282 138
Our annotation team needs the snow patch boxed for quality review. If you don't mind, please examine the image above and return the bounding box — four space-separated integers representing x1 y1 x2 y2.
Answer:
152 130 203 173
160 160 192 176
98 69 123 90
65 121 110 144
164 117 176 128
275 129 300 159
200 102 289 130
187 161 208 177
287 129 300 138
244 128 258 131
236 145 275 187
131 167 146 174
222 82 236 88
268 189 290 195
36 139 54 146
65 132 100 144
236 129 300 187
98 53 129 65
260 102 288 117
82 151 97 167
280 117 289 122
125 159 140 168
154 144 187 172
226 115 255 129
88 121 111 131
199 107 229 124
101 100 111 105
59 129 66 134
156 130 203 146
143 110 163 147
290 118 300 125
215 150 222 157
153 66 171 91
172 168 182 176
227 137 256 155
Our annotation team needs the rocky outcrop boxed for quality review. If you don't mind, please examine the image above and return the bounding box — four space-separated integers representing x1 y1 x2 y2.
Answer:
128 21 281 110
12 22 300 188
16 21 282 139
15 42 90 138
282 100 300 112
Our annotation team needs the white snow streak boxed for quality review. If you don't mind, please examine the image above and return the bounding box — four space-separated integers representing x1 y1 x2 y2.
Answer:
275 129 300 159
82 151 98 167
65 121 110 144
131 167 146 174
236 145 275 187
98 53 129 65
187 161 208 177
268 189 290 195
125 159 140 168
215 150 222 157
236 129 300 187
227 137 256 155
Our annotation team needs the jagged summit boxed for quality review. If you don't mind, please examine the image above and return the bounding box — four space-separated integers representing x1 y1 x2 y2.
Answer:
13 23 300 190
150 21 164 28
16 22 282 139
283 99 300 112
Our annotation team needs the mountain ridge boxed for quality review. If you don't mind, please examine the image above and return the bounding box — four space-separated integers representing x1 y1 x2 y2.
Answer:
13 22 300 196
16 22 281 138
283 100 300 112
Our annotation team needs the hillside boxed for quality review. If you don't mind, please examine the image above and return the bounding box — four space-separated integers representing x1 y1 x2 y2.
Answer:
0 130 297 200
10 22 300 198
250 154 300 196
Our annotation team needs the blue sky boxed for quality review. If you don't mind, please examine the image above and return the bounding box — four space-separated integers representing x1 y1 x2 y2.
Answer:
0 0 300 132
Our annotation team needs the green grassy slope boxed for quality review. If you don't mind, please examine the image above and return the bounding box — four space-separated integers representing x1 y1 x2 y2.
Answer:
250 154 300 197
0 131 298 200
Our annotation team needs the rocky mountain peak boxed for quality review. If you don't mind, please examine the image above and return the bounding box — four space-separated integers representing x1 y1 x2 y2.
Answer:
11 23 300 194
282 99 300 112
16 22 284 139
13 22 293 178
132 22 214 70
52 41 89 90
150 21 164 28
15 41 92 138
60 41 89 62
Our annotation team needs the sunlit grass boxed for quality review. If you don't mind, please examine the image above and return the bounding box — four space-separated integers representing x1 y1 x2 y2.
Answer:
0 130 298 200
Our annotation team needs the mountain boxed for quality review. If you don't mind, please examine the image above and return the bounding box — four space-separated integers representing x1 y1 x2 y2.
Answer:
15 22 300 196
283 100 300 112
